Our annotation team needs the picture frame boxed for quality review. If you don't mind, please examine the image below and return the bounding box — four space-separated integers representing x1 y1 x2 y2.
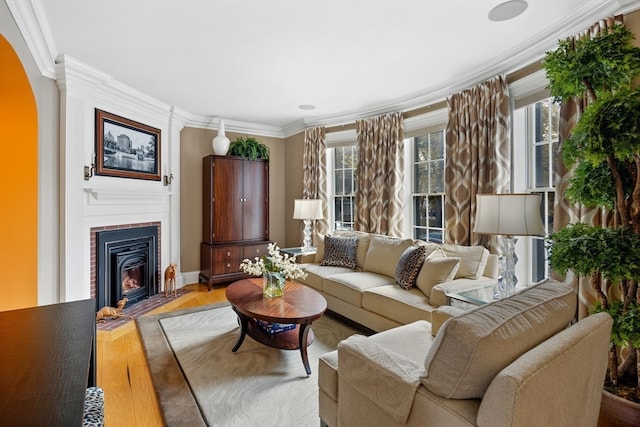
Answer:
95 109 161 181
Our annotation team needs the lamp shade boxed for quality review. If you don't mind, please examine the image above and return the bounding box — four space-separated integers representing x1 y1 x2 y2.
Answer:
473 194 545 236
293 199 323 220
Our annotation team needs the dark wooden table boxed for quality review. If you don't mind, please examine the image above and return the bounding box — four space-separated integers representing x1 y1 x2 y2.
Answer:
225 278 327 375
0 299 97 425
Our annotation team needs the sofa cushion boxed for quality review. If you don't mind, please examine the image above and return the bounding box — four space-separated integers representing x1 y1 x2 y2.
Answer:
421 280 576 399
362 286 434 325
363 235 413 277
321 235 359 269
395 246 427 289
299 263 354 291
443 244 490 279
415 257 461 300
324 272 395 307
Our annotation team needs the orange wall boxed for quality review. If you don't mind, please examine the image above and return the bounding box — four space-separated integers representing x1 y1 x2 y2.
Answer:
0 35 38 310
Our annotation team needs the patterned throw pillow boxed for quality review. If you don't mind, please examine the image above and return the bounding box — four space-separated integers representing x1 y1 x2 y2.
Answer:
321 235 359 269
395 246 427 289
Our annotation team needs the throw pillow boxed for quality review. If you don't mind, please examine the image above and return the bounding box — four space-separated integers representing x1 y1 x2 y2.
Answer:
442 244 490 279
415 257 461 299
363 235 414 277
421 280 576 399
395 246 427 289
321 235 359 269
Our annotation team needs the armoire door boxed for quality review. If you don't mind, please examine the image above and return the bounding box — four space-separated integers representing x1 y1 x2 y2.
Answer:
242 159 269 241
212 157 244 243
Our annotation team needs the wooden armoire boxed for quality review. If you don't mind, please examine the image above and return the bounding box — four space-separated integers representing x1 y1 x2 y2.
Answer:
199 155 270 289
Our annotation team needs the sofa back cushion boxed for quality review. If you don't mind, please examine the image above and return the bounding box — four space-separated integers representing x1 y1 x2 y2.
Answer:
421 280 576 399
442 244 490 279
363 235 414 278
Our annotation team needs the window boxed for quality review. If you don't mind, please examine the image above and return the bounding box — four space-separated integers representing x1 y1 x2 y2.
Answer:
411 129 445 243
332 146 357 231
527 98 559 283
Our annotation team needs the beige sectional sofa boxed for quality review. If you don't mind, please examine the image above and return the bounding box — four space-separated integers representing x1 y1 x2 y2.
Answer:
298 230 499 332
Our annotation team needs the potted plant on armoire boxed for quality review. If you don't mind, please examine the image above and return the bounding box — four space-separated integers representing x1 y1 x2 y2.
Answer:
543 23 640 426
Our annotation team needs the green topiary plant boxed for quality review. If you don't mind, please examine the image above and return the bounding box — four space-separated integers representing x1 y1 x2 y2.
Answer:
228 136 270 160
543 23 640 404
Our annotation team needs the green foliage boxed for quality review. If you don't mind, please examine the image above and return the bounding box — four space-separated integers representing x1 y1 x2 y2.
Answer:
544 24 640 102
228 136 270 160
593 301 640 348
564 159 634 211
563 89 640 168
546 224 640 284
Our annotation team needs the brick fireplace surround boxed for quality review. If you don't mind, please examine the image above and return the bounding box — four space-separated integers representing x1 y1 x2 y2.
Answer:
90 221 161 306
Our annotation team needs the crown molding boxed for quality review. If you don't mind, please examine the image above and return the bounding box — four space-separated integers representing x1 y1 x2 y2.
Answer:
12 0 640 139
6 0 56 78
284 0 634 134
184 114 285 138
55 54 171 120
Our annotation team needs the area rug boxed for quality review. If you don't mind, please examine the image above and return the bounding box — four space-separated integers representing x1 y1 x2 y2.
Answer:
137 302 361 426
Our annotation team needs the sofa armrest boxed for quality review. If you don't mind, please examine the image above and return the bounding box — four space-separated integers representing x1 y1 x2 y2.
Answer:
431 305 464 336
338 334 425 423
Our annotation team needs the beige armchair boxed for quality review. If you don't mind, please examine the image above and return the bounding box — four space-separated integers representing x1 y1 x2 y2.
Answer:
318 280 612 427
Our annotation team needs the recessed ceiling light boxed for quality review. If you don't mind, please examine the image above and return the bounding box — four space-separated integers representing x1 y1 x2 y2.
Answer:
298 104 316 111
488 0 528 22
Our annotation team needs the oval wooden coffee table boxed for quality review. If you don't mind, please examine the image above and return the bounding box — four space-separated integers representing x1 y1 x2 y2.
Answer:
225 278 327 375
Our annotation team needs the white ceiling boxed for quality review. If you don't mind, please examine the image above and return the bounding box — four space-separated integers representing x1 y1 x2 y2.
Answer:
9 0 638 135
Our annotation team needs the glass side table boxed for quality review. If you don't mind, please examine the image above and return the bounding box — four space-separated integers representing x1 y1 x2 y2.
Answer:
446 280 525 309
279 247 317 262
445 282 501 309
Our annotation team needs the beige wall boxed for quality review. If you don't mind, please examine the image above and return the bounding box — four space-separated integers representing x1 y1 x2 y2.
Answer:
284 132 305 247
179 128 287 273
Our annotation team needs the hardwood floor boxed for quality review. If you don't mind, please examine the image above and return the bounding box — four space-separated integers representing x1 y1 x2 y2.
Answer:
96 283 228 426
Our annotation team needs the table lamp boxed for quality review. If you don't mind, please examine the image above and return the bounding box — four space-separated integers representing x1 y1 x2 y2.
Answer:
473 193 545 295
293 199 323 252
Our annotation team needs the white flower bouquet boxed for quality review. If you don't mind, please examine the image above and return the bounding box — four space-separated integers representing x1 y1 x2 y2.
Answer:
239 243 307 297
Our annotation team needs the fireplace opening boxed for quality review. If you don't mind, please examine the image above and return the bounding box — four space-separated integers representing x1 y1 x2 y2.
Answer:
96 226 158 310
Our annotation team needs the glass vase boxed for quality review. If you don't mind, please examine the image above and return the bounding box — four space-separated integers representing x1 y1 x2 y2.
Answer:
262 271 285 298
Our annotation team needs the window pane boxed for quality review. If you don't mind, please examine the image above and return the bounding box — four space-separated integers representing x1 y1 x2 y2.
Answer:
415 164 429 193
414 228 427 241
335 147 344 168
430 160 445 193
550 102 560 140
344 169 353 194
531 238 546 282
429 230 443 244
414 196 427 227
415 136 429 162
534 144 549 188
430 132 444 159
335 170 344 195
546 192 554 231
429 196 443 228
343 197 353 223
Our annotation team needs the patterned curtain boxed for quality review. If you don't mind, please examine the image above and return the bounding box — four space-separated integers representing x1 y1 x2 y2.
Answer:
303 127 329 242
553 15 624 319
354 112 404 237
444 75 510 247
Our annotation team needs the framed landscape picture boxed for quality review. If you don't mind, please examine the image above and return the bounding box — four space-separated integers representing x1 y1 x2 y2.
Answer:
95 109 161 181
